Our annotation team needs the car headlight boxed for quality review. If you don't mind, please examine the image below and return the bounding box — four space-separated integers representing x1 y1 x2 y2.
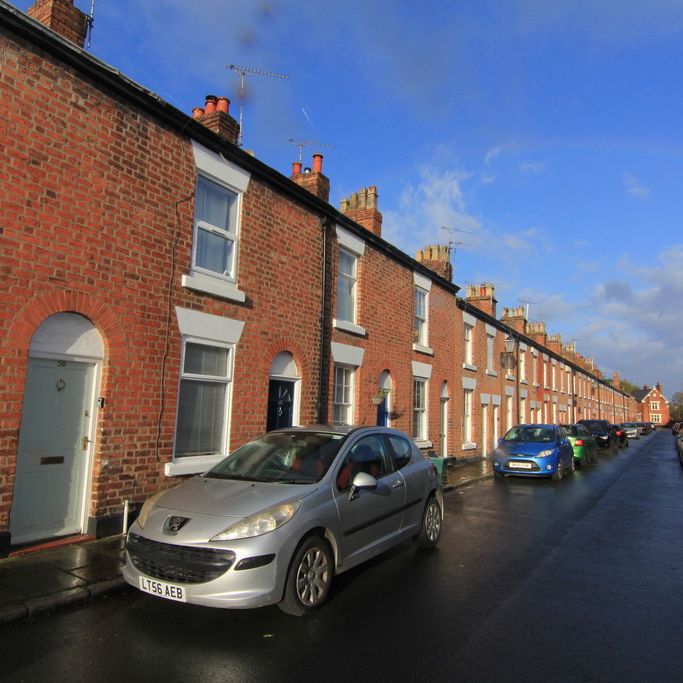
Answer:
211 501 302 541
536 449 556 458
136 490 166 530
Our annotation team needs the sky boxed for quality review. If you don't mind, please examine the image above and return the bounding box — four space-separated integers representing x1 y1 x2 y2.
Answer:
11 0 683 400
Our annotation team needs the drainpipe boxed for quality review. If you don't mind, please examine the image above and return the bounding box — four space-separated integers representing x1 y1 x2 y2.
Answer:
318 216 331 423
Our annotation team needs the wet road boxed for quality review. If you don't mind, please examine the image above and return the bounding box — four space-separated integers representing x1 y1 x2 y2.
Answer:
2 430 681 682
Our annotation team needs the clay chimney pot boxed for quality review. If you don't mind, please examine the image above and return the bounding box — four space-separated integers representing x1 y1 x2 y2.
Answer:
217 97 230 114
312 153 323 174
204 95 218 113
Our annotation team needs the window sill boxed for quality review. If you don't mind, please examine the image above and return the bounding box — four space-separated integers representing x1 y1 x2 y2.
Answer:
520 379 528 385
333 319 366 336
462 442 477 451
463 363 477 372
165 454 224 476
182 272 246 303
413 343 434 356
486 370 498 377
413 440 433 449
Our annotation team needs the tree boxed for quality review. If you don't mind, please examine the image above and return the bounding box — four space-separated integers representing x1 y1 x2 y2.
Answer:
670 392 683 422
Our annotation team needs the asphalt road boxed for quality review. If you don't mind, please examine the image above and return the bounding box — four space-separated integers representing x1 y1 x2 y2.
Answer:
1 430 681 683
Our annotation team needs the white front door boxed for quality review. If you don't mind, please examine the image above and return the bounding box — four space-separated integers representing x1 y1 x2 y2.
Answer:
481 404 488 458
439 398 448 456
11 357 95 544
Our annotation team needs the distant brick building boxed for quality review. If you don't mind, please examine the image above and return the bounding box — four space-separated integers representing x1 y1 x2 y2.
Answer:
632 384 670 426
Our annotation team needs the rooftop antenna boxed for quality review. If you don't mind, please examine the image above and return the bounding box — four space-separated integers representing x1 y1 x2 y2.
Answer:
287 138 333 162
227 64 289 147
518 298 536 320
85 0 96 48
440 226 468 258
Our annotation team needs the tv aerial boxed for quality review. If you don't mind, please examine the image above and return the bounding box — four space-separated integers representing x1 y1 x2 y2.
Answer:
287 138 333 162
85 0 96 47
226 64 289 147
518 298 537 319
440 226 468 257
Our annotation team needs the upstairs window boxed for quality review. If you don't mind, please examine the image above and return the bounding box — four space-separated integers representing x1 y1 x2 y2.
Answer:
464 324 473 366
182 141 250 303
336 248 357 324
414 288 428 346
194 176 238 280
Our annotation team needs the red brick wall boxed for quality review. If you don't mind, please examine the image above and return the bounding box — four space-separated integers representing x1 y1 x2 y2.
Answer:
0 28 324 528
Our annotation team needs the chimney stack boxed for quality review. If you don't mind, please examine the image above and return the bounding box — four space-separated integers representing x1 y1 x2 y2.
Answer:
526 321 547 347
465 283 498 316
27 0 89 47
339 186 383 237
291 154 330 202
416 246 452 281
500 305 526 333
191 95 240 146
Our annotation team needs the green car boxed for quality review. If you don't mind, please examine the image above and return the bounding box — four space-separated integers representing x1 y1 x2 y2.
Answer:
561 424 598 467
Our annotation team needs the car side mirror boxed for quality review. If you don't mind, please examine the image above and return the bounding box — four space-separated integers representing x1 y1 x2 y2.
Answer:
349 471 377 501
497 438 505 446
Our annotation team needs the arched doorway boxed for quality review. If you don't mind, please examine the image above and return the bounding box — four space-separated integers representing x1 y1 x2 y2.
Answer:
440 382 450 456
267 352 300 431
11 313 103 545
376 371 393 427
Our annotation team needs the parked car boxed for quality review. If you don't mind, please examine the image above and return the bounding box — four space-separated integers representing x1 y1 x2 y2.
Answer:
611 424 628 448
636 422 652 436
621 422 641 440
493 424 575 480
561 424 598 467
676 431 683 467
577 419 617 451
123 425 443 616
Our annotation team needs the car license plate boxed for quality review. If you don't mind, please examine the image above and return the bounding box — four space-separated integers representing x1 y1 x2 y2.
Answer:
509 461 532 469
139 576 186 602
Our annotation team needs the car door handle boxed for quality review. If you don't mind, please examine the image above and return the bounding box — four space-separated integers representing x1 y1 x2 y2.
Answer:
392 479 404 489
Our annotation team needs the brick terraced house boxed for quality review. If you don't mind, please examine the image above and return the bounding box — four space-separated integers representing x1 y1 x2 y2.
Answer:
0 0 639 554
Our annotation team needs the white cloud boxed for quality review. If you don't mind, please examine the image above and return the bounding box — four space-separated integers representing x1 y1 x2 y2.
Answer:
623 172 651 199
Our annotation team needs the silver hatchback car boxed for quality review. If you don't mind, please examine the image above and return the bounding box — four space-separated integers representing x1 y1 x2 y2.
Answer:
123 426 443 615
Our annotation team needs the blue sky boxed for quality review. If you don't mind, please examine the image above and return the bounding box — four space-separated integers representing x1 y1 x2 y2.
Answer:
13 0 683 399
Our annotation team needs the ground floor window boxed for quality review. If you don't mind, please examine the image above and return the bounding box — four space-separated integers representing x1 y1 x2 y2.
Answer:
412 379 428 440
463 388 473 443
175 340 231 457
333 365 354 425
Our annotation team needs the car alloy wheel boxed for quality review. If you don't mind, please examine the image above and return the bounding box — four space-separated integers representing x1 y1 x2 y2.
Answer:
416 497 442 549
280 535 333 616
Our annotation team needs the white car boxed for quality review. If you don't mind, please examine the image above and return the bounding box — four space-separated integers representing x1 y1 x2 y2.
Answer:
123 426 443 615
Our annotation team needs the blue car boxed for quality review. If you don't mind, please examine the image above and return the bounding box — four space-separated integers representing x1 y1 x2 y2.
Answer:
493 424 575 480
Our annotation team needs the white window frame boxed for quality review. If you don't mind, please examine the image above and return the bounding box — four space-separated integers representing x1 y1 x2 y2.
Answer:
463 388 473 446
182 141 250 303
650 401 660 410
336 247 358 325
334 227 366 336
166 307 244 476
333 364 355 426
486 324 497 376
174 336 232 454
413 378 428 441
413 272 433 354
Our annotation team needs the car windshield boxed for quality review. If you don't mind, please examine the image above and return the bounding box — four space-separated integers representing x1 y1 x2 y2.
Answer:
205 432 345 484
503 426 555 443
561 425 579 437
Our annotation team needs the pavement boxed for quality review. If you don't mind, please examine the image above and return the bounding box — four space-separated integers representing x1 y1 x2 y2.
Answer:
0 457 493 625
